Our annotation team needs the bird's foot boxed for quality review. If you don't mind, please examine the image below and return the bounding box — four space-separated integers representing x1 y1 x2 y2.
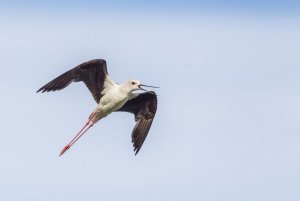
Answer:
59 145 70 156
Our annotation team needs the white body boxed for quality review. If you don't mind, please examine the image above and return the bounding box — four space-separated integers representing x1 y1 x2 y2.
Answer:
90 76 139 123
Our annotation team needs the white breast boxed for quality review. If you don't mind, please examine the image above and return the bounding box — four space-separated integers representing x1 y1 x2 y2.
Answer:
97 85 130 117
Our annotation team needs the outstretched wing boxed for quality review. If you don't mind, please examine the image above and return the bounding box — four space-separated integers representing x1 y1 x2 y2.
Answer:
117 92 158 155
36 59 111 103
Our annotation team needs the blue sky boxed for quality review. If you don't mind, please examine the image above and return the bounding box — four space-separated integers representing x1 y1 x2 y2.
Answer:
1 1 300 201
2 0 300 15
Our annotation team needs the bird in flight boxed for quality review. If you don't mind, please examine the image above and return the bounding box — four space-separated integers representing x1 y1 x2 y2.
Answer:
37 59 158 156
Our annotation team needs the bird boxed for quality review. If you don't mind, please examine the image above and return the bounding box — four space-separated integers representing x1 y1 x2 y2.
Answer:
36 59 158 156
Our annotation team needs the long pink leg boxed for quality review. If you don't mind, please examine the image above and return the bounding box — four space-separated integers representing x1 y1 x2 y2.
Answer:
59 113 96 156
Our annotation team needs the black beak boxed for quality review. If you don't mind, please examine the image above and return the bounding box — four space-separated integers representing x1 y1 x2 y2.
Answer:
138 84 159 93
139 84 159 89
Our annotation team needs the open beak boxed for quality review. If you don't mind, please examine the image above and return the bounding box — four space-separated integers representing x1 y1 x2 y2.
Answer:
138 84 159 93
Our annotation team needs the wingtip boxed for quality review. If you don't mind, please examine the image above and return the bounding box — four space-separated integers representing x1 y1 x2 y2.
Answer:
134 147 140 156
36 87 45 93
36 88 50 93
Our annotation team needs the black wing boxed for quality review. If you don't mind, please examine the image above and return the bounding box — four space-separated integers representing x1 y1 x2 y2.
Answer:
117 92 158 155
36 59 108 103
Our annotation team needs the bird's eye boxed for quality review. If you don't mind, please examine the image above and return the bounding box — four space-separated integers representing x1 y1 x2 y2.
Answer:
131 81 136 85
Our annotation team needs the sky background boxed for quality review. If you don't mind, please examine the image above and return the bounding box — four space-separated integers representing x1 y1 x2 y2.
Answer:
1 1 300 201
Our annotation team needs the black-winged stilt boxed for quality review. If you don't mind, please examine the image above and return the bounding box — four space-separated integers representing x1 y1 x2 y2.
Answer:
37 59 158 156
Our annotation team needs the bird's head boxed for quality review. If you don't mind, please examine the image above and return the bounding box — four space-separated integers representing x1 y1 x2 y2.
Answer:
125 79 159 93
125 79 141 92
